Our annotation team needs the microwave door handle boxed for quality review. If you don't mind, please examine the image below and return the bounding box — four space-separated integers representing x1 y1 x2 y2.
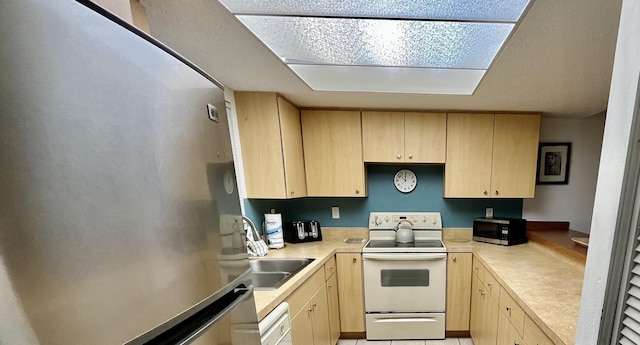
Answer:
363 253 447 261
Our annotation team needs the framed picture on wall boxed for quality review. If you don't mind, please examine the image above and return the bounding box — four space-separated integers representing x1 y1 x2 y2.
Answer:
536 142 572 185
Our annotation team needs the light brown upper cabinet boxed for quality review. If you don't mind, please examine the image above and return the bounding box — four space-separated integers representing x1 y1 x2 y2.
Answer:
362 111 446 163
444 113 540 198
301 110 366 197
235 92 307 199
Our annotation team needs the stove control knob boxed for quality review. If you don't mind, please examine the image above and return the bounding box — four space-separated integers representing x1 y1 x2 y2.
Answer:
374 216 383 226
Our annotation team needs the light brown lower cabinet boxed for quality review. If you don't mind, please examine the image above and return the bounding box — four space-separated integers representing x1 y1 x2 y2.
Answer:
470 268 499 345
446 253 472 332
326 272 341 345
336 253 366 333
497 311 524 345
291 284 331 345
469 257 557 345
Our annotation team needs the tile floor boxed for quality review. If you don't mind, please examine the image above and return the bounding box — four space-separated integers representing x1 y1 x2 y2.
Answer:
337 338 474 345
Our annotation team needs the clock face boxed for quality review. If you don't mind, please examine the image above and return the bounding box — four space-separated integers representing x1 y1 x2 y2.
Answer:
394 169 417 193
223 169 235 195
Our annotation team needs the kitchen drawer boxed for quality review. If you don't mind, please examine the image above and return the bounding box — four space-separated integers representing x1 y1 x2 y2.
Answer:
472 258 485 283
484 270 500 302
523 314 554 345
324 257 336 280
499 289 525 337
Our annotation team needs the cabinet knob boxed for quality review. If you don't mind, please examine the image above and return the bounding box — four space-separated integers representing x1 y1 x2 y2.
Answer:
495 190 499 195
408 154 413 159
353 257 357 263
452 256 457 262
356 189 360 194
397 154 402 159
290 190 294 195
514 342 520 345
506 306 511 312
483 190 488 195
480 289 485 296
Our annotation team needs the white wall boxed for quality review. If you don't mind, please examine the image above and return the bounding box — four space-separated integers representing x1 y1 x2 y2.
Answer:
576 0 640 343
522 113 605 233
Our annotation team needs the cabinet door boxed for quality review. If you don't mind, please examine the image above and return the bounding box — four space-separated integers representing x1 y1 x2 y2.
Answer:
361 111 405 162
404 112 446 163
311 285 332 345
291 303 314 345
444 113 494 198
491 114 540 198
497 312 523 345
446 253 472 332
484 292 500 345
235 92 287 198
470 274 485 345
326 273 341 345
301 110 365 197
336 253 365 332
278 96 307 198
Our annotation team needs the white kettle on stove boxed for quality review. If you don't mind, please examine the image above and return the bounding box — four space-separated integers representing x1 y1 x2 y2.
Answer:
394 219 414 243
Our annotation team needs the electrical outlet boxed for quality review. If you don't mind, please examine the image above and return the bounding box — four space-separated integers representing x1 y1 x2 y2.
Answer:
332 207 340 219
486 207 494 218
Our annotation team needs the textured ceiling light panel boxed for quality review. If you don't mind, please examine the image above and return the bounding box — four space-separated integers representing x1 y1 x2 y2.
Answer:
219 0 530 22
238 16 514 69
289 65 485 94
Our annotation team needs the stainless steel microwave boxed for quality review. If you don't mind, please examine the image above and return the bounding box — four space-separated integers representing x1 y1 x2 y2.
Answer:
473 217 528 246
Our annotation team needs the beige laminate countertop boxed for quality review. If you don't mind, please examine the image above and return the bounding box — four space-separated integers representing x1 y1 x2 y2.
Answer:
252 228 368 321
446 237 584 345
252 228 584 345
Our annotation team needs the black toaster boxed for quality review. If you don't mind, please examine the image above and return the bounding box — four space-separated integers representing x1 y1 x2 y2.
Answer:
283 220 323 243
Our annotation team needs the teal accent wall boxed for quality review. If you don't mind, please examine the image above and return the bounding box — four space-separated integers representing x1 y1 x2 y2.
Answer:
244 165 523 229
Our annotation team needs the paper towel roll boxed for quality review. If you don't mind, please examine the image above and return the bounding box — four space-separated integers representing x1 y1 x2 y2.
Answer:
264 213 284 249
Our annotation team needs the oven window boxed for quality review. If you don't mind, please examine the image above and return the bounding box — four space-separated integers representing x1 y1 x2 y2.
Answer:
380 269 429 287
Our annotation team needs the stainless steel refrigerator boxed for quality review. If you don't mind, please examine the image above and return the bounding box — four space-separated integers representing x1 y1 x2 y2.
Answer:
0 1 261 344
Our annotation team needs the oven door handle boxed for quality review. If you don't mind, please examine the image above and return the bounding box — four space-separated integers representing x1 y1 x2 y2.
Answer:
374 317 439 323
362 253 447 261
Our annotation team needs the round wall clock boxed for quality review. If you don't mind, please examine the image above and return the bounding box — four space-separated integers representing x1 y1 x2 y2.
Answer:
394 169 417 193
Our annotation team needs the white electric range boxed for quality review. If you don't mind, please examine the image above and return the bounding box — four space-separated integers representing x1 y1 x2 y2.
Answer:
362 212 447 340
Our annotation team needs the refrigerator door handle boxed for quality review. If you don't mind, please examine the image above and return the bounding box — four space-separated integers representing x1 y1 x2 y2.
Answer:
140 284 255 345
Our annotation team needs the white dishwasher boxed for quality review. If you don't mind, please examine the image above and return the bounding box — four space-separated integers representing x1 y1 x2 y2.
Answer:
259 302 292 345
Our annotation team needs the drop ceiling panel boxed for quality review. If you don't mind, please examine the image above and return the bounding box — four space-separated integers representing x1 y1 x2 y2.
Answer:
220 0 530 22
289 65 485 94
238 16 514 69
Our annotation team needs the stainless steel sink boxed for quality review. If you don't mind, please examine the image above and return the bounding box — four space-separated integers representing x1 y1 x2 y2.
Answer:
249 258 314 290
249 258 314 273
251 272 292 289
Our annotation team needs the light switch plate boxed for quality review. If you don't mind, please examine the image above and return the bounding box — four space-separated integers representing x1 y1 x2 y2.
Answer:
332 207 340 219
